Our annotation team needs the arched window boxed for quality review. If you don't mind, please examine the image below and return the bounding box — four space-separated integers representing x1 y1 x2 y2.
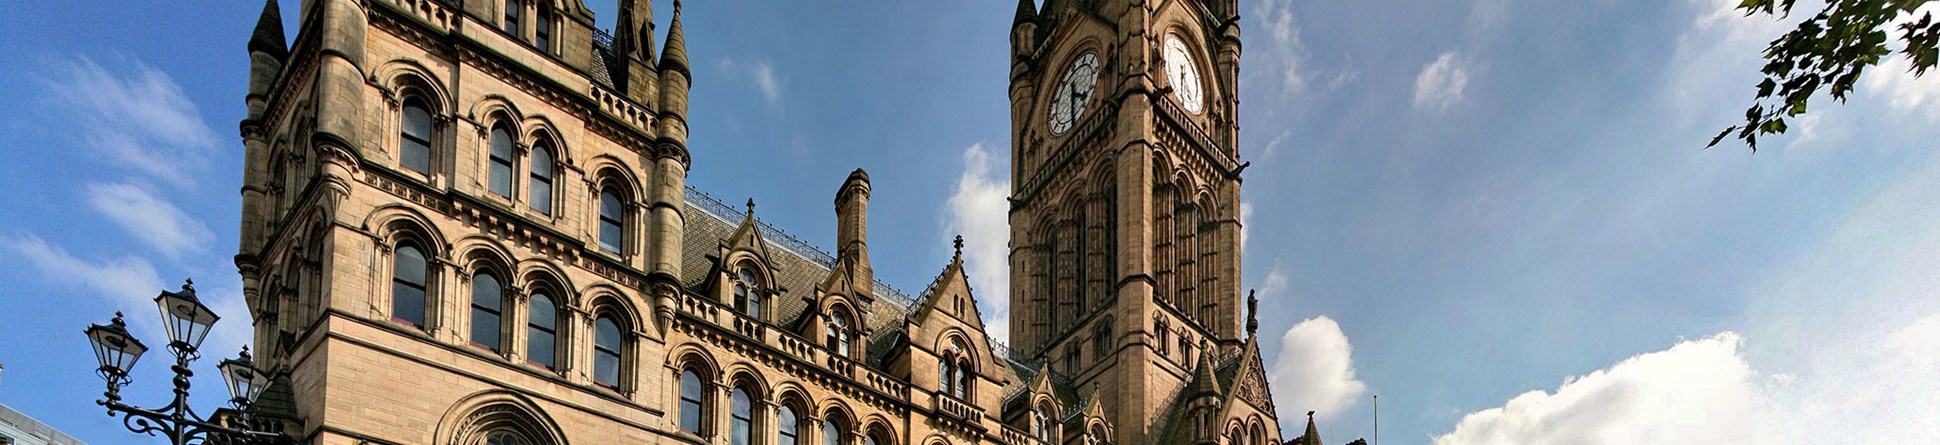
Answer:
598 187 625 254
392 244 429 327
678 369 705 434
1250 423 1265 445
486 432 522 445
1230 427 1245 445
826 309 852 357
1093 317 1113 363
534 7 553 53
470 272 503 350
1032 403 1054 441
734 267 762 319
1156 318 1171 358
528 142 553 214
865 427 889 445
821 417 846 445
593 315 622 387
400 99 433 175
1086 424 1107 445
501 0 521 35
526 291 557 368
777 404 800 445
488 124 515 198
730 387 753 445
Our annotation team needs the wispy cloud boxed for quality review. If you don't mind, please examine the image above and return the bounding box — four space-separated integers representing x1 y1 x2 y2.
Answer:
945 142 1013 345
720 57 785 106
85 182 215 259
1252 0 1310 94
1 233 167 338
1268 313 1368 423
40 56 220 187
1414 51 1472 111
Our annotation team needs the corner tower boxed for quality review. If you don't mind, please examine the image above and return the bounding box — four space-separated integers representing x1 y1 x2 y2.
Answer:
1006 0 1257 442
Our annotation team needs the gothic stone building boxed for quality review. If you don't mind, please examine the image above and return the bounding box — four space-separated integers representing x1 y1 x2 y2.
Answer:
233 0 1294 444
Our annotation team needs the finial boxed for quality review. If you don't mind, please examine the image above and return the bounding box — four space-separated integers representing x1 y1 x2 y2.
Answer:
746 198 756 216
672 0 682 12
240 345 253 361
1246 289 1259 336
953 235 965 260
1308 410 1316 419
111 311 126 327
182 278 196 294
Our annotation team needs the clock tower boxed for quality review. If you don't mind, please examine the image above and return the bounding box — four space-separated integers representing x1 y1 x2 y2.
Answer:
1006 0 1266 443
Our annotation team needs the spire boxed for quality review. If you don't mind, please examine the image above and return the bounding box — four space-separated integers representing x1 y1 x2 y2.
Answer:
248 0 287 60
1013 0 1037 24
1301 411 1323 445
659 0 689 74
1183 345 1224 398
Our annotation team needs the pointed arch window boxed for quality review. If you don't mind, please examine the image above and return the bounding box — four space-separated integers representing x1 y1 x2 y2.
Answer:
729 387 753 445
400 99 433 175
1156 317 1171 358
526 291 557 368
1032 403 1055 442
392 244 429 327
1093 316 1113 363
777 404 800 445
733 267 763 319
470 272 504 350
826 309 852 358
488 124 515 198
528 141 553 214
1086 425 1107 445
593 315 623 387
598 187 625 254
678 369 705 434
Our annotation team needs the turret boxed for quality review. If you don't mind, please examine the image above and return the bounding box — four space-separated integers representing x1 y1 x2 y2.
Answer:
245 0 287 123
655 1 690 149
1010 0 1037 57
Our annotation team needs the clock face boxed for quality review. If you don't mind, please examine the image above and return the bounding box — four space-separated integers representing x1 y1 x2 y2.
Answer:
1049 51 1102 135
1163 34 1205 114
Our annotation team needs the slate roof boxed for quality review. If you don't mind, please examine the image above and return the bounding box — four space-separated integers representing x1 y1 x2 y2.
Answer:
680 188 920 371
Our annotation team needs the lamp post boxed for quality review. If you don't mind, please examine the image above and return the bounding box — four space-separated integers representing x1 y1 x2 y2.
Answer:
83 279 290 445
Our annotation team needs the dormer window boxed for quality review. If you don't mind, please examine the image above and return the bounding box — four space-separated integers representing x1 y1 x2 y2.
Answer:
1033 403 1055 441
732 267 763 319
826 309 853 357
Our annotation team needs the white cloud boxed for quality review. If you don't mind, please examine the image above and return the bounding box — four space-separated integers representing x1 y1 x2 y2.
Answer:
1239 200 1255 251
1433 333 1757 445
86 182 215 259
1414 51 1471 111
1434 315 1940 445
945 142 1013 345
1268 314 1367 423
720 57 784 105
41 57 219 187
1862 3 1940 119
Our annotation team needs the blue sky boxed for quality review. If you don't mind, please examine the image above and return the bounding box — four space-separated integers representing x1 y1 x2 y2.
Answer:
2 0 1937 444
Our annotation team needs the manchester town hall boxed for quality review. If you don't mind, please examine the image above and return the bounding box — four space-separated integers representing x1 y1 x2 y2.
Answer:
231 0 1333 444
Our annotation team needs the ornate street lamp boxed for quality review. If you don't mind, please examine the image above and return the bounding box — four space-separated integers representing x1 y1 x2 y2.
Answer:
84 279 293 445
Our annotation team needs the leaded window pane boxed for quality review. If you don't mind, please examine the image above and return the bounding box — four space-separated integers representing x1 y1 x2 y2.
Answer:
527 292 556 368
392 245 428 326
470 272 502 350
599 189 623 253
400 102 432 174
594 316 621 386
528 144 553 214
489 126 514 198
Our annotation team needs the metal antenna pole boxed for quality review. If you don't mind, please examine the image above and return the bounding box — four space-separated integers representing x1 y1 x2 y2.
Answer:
1373 394 1380 445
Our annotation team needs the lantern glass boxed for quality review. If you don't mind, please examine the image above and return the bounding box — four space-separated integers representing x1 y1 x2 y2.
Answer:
218 349 270 407
155 281 219 352
84 313 147 380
